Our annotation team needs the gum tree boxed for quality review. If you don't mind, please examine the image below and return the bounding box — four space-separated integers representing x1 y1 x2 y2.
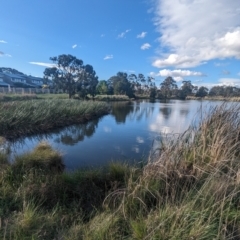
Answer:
44 54 98 99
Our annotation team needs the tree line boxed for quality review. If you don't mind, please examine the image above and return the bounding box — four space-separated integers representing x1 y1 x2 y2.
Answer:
43 54 240 99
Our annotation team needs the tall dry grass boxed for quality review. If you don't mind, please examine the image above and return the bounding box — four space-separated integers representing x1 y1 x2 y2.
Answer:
99 103 240 239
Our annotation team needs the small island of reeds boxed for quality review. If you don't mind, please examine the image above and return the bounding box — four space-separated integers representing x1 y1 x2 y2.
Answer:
0 99 109 139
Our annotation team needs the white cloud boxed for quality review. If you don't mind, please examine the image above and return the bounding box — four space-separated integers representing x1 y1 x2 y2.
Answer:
117 29 131 38
132 146 140 153
136 136 144 143
238 72 240 76
151 69 206 81
103 126 112 133
141 43 151 50
152 0 240 68
101 34 105 37
0 40 7 43
124 70 135 73
137 32 147 38
72 44 77 49
218 78 240 87
29 62 56 68
103 55 113 60
0 51 11 57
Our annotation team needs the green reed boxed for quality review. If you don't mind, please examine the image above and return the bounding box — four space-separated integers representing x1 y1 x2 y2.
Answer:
0 99 109 139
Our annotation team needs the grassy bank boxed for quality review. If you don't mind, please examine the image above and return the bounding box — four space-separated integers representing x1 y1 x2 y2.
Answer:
186 95 240 101
1 103 240 239
0 99 109 139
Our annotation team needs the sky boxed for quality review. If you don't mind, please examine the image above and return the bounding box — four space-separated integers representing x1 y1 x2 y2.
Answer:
0 0 240 88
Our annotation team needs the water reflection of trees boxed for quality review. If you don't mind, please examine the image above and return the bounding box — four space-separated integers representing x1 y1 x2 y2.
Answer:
179 108 189 117
9 118 100 148
111 102 134 123
159 107 172 119
55 118 99 145
111 101 155 123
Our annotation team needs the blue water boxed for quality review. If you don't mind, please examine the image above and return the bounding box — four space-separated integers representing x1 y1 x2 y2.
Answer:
7 99 227 170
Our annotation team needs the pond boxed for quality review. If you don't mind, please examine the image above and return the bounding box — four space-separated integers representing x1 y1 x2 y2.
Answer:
7 99 224 170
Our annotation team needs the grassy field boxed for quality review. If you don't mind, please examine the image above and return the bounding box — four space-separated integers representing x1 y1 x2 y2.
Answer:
1 103 240 239
0 99 109 139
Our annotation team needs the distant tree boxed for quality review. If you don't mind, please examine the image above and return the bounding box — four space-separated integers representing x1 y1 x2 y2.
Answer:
209 86 224 96
108 72 134 97
78 64 98 98
43 54 98 99
178 80 194 99
128 73 155 96
149 87 157 99
182 80 194 95
96 80 108 95
209 86 240 97
195 86 208 97
160 76 178 98
128 73 138 92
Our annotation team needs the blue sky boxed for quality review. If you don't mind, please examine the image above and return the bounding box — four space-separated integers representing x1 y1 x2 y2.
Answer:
0 0 240 88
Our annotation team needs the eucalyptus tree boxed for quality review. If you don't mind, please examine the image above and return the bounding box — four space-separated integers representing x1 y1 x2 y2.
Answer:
43 54 98 98
160 76 178 98
96 80 109 95
108 72 134 97
195 86 209 97
178 80 194 99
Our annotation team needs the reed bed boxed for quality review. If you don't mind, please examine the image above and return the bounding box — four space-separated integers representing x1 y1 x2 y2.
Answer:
0 99 109 139
1 103 240 239
186 95 240 102
204 96 240 102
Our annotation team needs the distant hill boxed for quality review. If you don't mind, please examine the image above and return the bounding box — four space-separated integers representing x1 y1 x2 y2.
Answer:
0 67 25 75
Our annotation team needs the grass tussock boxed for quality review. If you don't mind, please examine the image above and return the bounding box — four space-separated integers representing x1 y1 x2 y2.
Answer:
0 146 131 239
0 99 109 139
1 103 240 239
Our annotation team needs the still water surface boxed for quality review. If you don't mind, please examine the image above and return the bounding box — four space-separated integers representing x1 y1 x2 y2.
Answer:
8 100 223 170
